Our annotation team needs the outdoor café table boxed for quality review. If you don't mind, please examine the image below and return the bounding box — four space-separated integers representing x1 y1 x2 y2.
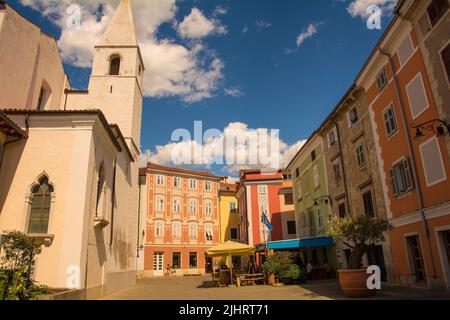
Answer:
237 273 265 286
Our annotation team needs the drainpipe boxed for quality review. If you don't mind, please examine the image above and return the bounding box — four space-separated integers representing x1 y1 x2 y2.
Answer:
331 117 352 217
380 48 438 280
137 174 142 259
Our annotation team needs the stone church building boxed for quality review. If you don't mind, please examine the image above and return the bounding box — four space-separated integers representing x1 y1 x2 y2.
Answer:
0 0 144 298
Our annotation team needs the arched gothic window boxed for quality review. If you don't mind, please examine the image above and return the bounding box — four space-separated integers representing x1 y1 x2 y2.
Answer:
28 175 54 234
109 55 121 75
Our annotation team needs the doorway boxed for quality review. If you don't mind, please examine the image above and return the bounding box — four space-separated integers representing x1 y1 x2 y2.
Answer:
406 235 426 283
368 245 387 282
153 252 164 277
205 257 213 274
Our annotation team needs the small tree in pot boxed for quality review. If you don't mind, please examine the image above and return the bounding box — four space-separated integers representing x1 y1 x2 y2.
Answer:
328 216 391 297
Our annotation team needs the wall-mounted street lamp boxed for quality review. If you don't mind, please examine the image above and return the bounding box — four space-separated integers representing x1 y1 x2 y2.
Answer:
412 119 450 139
313 195 333 207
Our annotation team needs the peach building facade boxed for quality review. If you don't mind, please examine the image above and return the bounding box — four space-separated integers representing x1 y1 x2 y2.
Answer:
357 0 450 289
139 164 221 277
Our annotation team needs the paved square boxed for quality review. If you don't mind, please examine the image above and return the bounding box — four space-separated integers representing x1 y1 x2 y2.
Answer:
101 276 450 300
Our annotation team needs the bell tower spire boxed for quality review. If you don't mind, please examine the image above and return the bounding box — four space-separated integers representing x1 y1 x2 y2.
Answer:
97 0 137 46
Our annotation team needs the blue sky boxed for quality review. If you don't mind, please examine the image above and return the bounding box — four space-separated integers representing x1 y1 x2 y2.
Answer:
9 0 397 178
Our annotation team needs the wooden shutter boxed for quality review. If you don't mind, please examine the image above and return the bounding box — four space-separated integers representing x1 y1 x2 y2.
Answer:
390 168 398 196
403 159 414 191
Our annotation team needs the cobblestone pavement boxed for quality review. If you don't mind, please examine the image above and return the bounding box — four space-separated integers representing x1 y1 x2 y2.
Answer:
101 276 450 300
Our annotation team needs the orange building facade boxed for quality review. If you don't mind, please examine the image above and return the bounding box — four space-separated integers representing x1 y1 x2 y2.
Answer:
357 0 450 289
139 163 221 277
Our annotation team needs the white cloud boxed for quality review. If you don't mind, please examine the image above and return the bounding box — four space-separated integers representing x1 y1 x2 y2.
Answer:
213 5 228 16
19 0 227 104
347 0 398 18
296 21 324 47
178 8 227 39
140 122 306 175
224 87 244 98
255 20 272 31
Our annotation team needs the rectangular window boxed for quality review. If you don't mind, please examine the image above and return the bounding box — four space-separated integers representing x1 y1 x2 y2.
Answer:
397 35 414 67
311 150 317 161
172 222 181 238
333 160 342 185
338 203 346 219
419 137 447 187
313 165 320 189
348 107 359 127
377 69 388 91
230 202 236 211
304 173 311 195
258 185 268 194
287 221 296 235
383 105 398 137
189 224 197 238
363 191 375 218
284 193 294 205
189 179 197 190
156 175 165 186
427 0 449 27
173 177 181 188
441 43 450 85
155 197 165 212
356 143 366 168
205 228 213 241
406 73 429 119
189 252 197 269
328 129 337 146
172 199 181 213
155 222 164 237
295 167 300 178
390 159 414 197
205 202 212 215
205 181 212 191
189 200 197 215
230 228 238 240
172 252 181 269
317 208 323 229
406 236 426 283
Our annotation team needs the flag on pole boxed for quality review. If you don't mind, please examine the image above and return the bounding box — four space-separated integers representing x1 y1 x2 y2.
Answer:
261 211 273 232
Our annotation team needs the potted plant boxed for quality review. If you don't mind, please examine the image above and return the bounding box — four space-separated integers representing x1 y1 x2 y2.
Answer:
261 255 278 285
328 216 391 297
262 252 295 286
279 264 304 285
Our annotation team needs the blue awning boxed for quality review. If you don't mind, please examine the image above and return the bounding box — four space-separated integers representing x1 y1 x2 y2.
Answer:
266 237 335 250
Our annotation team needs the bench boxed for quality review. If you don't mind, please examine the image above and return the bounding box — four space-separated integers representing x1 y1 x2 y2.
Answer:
236 274 266 286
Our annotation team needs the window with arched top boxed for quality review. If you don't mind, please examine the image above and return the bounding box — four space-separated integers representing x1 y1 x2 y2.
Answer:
109 55 121 75
28 175 54 234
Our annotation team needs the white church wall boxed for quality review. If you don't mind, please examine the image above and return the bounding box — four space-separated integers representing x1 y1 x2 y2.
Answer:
0 114 97 289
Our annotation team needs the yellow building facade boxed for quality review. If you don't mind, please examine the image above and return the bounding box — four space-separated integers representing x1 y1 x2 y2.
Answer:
219 183 239 243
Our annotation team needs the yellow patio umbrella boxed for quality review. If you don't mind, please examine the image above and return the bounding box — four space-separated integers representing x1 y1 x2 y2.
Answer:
206 241 255 286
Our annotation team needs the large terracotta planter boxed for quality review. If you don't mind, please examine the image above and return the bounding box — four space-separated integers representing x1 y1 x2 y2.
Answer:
267 273 276 286
338 269 376 298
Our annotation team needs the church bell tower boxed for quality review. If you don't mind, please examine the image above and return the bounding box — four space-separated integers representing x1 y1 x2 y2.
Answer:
88 0 145 152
